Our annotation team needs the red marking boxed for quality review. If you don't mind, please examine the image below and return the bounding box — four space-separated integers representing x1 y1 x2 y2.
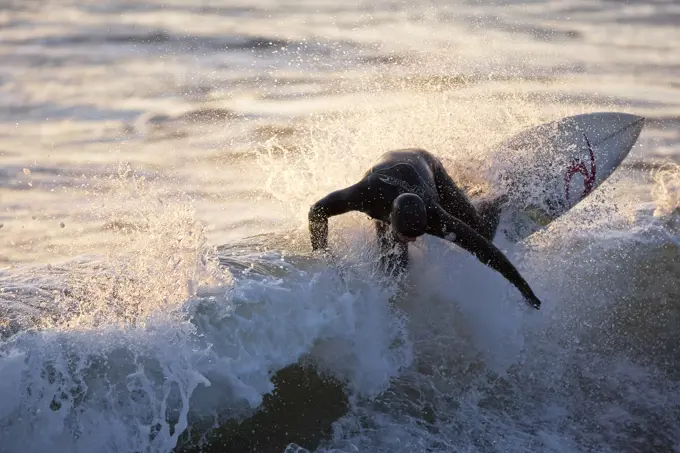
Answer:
564 134 597 202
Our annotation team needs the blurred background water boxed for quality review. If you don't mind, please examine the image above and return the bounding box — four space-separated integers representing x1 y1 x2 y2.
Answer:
1 1 679 452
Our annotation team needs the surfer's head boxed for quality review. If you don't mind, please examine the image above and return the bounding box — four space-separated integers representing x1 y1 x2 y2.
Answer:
391 193 427 242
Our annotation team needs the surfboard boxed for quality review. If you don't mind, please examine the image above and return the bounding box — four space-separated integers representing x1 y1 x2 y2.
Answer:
491 112 645 242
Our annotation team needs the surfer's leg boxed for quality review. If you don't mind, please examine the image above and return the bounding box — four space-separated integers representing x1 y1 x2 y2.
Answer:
475 197 505 240
430 160 492 238
375 220 408 276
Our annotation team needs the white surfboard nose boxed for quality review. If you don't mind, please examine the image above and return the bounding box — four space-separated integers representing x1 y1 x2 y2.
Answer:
613 112 645 136
585 112 645 146
625 113 645 138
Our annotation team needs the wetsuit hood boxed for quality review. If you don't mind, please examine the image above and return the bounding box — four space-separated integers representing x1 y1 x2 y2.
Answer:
391 193 427 237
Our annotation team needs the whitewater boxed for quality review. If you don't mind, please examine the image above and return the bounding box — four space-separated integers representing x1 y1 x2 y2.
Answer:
1 0 679 452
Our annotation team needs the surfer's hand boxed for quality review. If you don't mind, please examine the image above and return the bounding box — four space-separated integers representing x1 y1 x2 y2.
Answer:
524 293 541 310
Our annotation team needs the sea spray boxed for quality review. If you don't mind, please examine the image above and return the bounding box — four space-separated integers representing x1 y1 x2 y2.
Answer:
0 167 231 452
39 164 229 331
651 162 680 219
0 166 414 453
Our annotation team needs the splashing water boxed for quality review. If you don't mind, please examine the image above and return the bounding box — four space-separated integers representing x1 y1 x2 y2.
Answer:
254 82 593 232
38 164 230 331
2 1 680 452
247 64 680 453
0 163 414 453
0 168 235 452
651 163 680 218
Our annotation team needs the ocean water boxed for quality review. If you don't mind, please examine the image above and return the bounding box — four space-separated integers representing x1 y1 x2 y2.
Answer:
1 0 680 452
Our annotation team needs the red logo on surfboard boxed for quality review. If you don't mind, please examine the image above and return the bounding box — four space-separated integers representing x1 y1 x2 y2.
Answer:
564 134 596 202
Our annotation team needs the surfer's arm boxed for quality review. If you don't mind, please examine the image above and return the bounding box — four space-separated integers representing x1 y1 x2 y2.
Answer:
427 205 541 309
308 181 367 251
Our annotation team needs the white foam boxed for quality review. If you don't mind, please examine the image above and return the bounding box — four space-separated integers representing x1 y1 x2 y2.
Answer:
0 243 414 453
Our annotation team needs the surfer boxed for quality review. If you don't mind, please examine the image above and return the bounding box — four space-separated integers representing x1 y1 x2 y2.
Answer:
308 148 542 309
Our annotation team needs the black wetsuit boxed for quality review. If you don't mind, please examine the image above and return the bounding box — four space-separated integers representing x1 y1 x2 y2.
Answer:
309 148 541 309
